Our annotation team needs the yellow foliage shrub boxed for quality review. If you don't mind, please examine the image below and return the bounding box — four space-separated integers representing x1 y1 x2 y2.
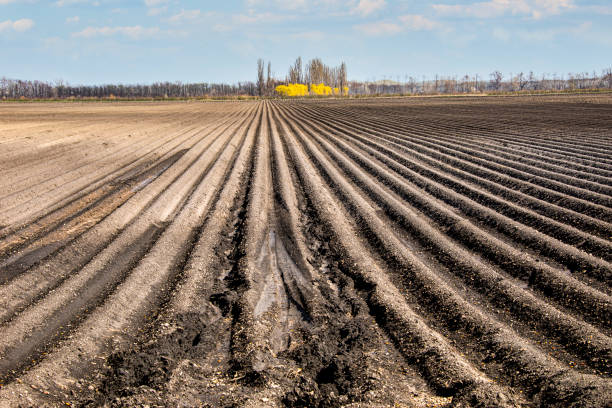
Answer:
310 83 332 96
275 82 348 97
275 83 309 97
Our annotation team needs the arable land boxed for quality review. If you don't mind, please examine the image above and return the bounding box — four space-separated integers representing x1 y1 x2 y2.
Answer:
0 95 611 407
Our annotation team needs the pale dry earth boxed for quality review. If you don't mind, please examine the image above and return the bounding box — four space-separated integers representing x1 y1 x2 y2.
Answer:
0 96 611 407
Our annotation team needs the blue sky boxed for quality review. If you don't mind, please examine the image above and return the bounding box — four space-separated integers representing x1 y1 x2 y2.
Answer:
1 0 610 84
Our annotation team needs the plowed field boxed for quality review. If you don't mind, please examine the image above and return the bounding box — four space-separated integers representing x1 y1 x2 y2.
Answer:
0 95 610 407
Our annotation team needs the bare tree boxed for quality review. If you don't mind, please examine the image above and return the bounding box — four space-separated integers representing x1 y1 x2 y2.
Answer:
407 76 416 94
603 68 612 88
527 71 536 90
288 57 303 84
567 73 576 90
266 61 273 96
516 72 528 91
296 57 302 83
339 62 347 94
307 58 325 85
257 58 265 97
490 71 503 91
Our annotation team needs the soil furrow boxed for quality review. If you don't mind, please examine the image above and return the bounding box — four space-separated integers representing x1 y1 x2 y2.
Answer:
275 103 612 405
0 103 259 405
283 103 612 271
333 104 612 184
0 105 256 323
302 103 612 208
277 103 612 373
296 102 612 221
1 96 610 407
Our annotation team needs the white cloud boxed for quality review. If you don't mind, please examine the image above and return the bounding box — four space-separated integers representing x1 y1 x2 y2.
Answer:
399 14 440 30
0 0 34 4
66 16 80 23
144 0 170 16
245 0 335 11
144 0 168 6
352 0 386 16
213 12 291 32
433 1 526 18
166 9 201 24
356 14 440 36
233 11 292 25
534 0 574 14
72 25 160 39
13 18 34 31
258 0 307 10
0 18 34 32
55 0 89 6
432 0 574 20
275 0 309 10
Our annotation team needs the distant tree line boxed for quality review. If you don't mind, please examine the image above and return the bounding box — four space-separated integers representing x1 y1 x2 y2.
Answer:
2 66 611 100
350 68 612 96
0 78 257 99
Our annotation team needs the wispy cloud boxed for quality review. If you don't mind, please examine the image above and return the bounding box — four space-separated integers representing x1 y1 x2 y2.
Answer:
234 12 292 24
432 0 575 20
72 25 160 39
399 14 440 30
1 0 38 4
55 0 94 7
245 0 336 11
166 9 202 24
66 16 80 23
0 18 34 32
352 0 386 16
144 0 169 16
144 0 169 6
356 14 440 36
214 11 293 31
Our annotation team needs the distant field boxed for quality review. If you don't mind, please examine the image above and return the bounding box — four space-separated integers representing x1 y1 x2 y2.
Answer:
0 95 610 407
